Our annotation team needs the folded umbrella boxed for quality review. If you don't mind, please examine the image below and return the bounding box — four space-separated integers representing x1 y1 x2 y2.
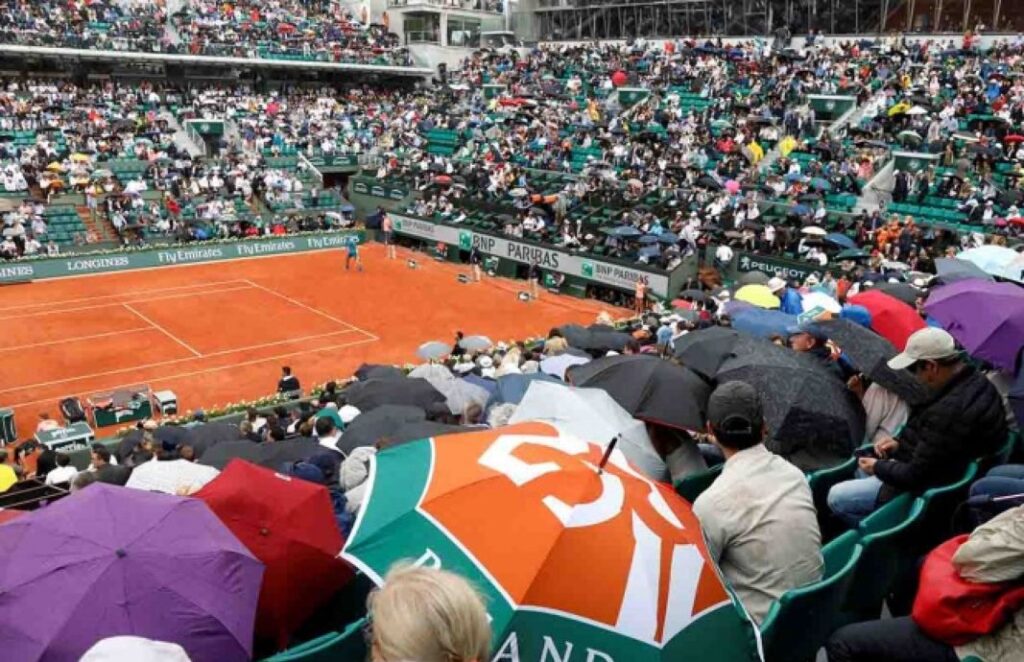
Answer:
196 460 354 650
925 280 1024 373
672 326 742 379
343 377 446 411
336 404 426 454
199 439 322 471
567 355 709 430
342 423 761 661
0 484 263 661
934 257 992 284
847 289 926 350
716 344 865 471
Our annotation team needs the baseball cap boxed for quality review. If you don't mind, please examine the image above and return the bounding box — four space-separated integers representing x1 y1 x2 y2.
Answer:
707 381 763 435
887 327 959 370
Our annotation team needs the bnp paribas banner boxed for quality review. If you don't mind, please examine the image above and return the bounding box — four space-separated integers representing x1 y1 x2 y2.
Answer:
391 214 671 297
0 231 364 284
343 423 763 662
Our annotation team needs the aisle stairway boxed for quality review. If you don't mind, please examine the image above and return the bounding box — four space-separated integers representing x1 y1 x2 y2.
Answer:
77 205 117 243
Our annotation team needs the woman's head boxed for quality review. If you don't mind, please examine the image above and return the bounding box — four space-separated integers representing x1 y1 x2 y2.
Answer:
368 565 491 662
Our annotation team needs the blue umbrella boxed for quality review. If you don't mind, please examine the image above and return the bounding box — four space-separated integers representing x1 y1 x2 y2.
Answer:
603 225 643 238
810 177 832 191
486 373 559 408
790 203 811 216
639 244 662 258
657 232 680 244
731 308 798 339
638 234 660 244
824 233 857 249
461 374 497 396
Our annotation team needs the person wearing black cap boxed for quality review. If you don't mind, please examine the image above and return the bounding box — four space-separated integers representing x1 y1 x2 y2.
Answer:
691 381 823 626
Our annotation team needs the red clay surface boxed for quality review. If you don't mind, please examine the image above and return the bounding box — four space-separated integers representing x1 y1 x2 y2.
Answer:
0 244 624 429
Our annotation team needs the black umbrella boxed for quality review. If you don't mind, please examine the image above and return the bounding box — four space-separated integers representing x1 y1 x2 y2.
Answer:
116 429 144 464
673 326 743 379
872 281 923 306
376 421 473 451
336 405 426 454
188 422 244 458
716 344 865 471
354 363 405 381
812 318 929 405
198 439 321 470
737 271 771 286
567 355 710 430
559 324 632 352
676 289 711 301
152 425 193 452
934 257 993 284
343 377 446 411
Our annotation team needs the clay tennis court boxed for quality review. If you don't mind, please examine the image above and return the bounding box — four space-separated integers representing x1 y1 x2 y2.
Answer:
0 244 621 429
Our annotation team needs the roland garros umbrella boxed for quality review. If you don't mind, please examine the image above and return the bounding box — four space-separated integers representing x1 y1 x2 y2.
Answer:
196 460 354 649
924 280 1024 373
0 484 263 661
847 289 926 350
567 355 709 430
342 423 761 661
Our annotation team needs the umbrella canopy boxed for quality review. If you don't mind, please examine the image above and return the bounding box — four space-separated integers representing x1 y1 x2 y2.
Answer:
734 284 781 309
539 352 591 379
336 404 426 454
559 323 632 352
342 423 760 661
125 459 220 494
488 372 560 407
847 290 927 350
925 280 1024 373
354 363 405 381
509 381 669 481
800 290 842 314
672 326 742 379
736 270 771 286
872 281 923 306
409 363 490 415
417 341 452 361
373 421 473 451
567 355 709 430
458 335 494 352
824 232 857 249
812 318 928 404
934 257 993 284
801 226 827 236
717 344 864 470
835 248 871 261
343 377 446 411
196 460 354 649
199 439 321 471
957 245 1018 276
0 484 263 661
731 308 798 338
604 225 643 238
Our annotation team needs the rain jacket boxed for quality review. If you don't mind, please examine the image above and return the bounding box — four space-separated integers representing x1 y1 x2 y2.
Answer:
953 506 1024 662
874 366 1007 503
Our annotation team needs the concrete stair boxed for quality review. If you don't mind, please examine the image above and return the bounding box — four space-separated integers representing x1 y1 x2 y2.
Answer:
77 205 118 243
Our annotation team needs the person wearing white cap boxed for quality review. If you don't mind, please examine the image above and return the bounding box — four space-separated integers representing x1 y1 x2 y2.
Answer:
827 328 1008 526
80 637 191 662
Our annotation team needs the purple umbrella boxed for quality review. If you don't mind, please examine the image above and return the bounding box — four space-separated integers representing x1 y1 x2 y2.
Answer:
924 279 1024 372
0 483 263 662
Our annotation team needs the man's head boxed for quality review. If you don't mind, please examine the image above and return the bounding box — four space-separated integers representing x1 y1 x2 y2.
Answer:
55 453 71 468
281 365 292 377
887 327 963 389
706 381 764 453
314 416 336 439
91 445 111 469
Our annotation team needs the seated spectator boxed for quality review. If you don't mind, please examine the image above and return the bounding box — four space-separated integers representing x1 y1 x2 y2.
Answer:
967 465 1024 526
45 453 77 486
829 328 1007 526
692 381 824 625
366 565 491 662
90 446 132 486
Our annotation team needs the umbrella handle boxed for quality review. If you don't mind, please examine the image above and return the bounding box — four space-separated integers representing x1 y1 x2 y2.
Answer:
597 435 620 474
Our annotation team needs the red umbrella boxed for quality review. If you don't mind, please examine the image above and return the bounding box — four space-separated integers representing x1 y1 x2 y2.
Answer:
611 70 628 87
847 289 926 351
195 460 354 650
277 22 296 34
1003 134 1024 144
434 174 452 185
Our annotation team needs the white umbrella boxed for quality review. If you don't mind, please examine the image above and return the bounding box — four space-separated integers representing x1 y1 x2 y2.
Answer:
800 290 842 314
906 106 929 116
416 341 452 361
801 226 827 236
508 381 668 482
539 353 591 380
409 363 490 415
458 335 493 352
125 460 220 495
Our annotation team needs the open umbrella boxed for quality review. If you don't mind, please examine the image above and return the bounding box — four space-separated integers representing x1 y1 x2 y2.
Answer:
801 290 842 314
731 308 798 339
199 439 321 471
934 257 993 284
801 226 827 236
458 335 494 352
924 280 1024 373
736 270 771 286
196 460 354 649
342 423 761 661
717 344 864 471
343 377 446 412
672 326 743 379
824 232 857 249
125 459 220 494
603 225 643 238
0 484 263 661
487 372 560 407
872 281 923 306
354 363 405 381
509 381 670 482
835 248 871 261
189 422 244 459
812 318 929 404
567 355 709 430
409 363 490 415
848 290 926 350
539 352 591 379
416 340 452 361
897 130 922 145
957 245 1018 276
336 404 425 454
734 283 781 309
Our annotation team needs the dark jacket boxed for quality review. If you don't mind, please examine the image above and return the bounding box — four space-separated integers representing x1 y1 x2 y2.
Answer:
874 365 1007 503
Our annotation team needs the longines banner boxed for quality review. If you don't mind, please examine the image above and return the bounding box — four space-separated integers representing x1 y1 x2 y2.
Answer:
391 214 671 297
0 231 365 284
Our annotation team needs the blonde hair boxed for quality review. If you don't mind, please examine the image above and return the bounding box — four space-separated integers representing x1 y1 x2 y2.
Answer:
369 565 491 662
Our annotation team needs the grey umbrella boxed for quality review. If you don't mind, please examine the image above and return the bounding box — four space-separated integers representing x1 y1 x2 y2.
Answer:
934 257 993 284
417 341 452 361
458 335 494 352
737 271 771 285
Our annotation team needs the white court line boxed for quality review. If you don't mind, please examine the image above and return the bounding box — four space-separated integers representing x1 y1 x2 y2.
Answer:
0 327 153 353
123 303 203 357
0 284 255 322
0 328 364 396
0 279 250 313
242 279 381 341
5 335 380 411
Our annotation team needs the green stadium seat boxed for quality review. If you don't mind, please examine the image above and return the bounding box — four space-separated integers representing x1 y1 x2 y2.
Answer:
673 464 723 502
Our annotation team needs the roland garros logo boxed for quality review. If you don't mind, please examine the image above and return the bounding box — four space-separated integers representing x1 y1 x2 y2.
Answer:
420 431 729 657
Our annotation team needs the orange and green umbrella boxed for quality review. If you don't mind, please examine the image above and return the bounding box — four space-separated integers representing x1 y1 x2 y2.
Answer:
342 422 762 661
